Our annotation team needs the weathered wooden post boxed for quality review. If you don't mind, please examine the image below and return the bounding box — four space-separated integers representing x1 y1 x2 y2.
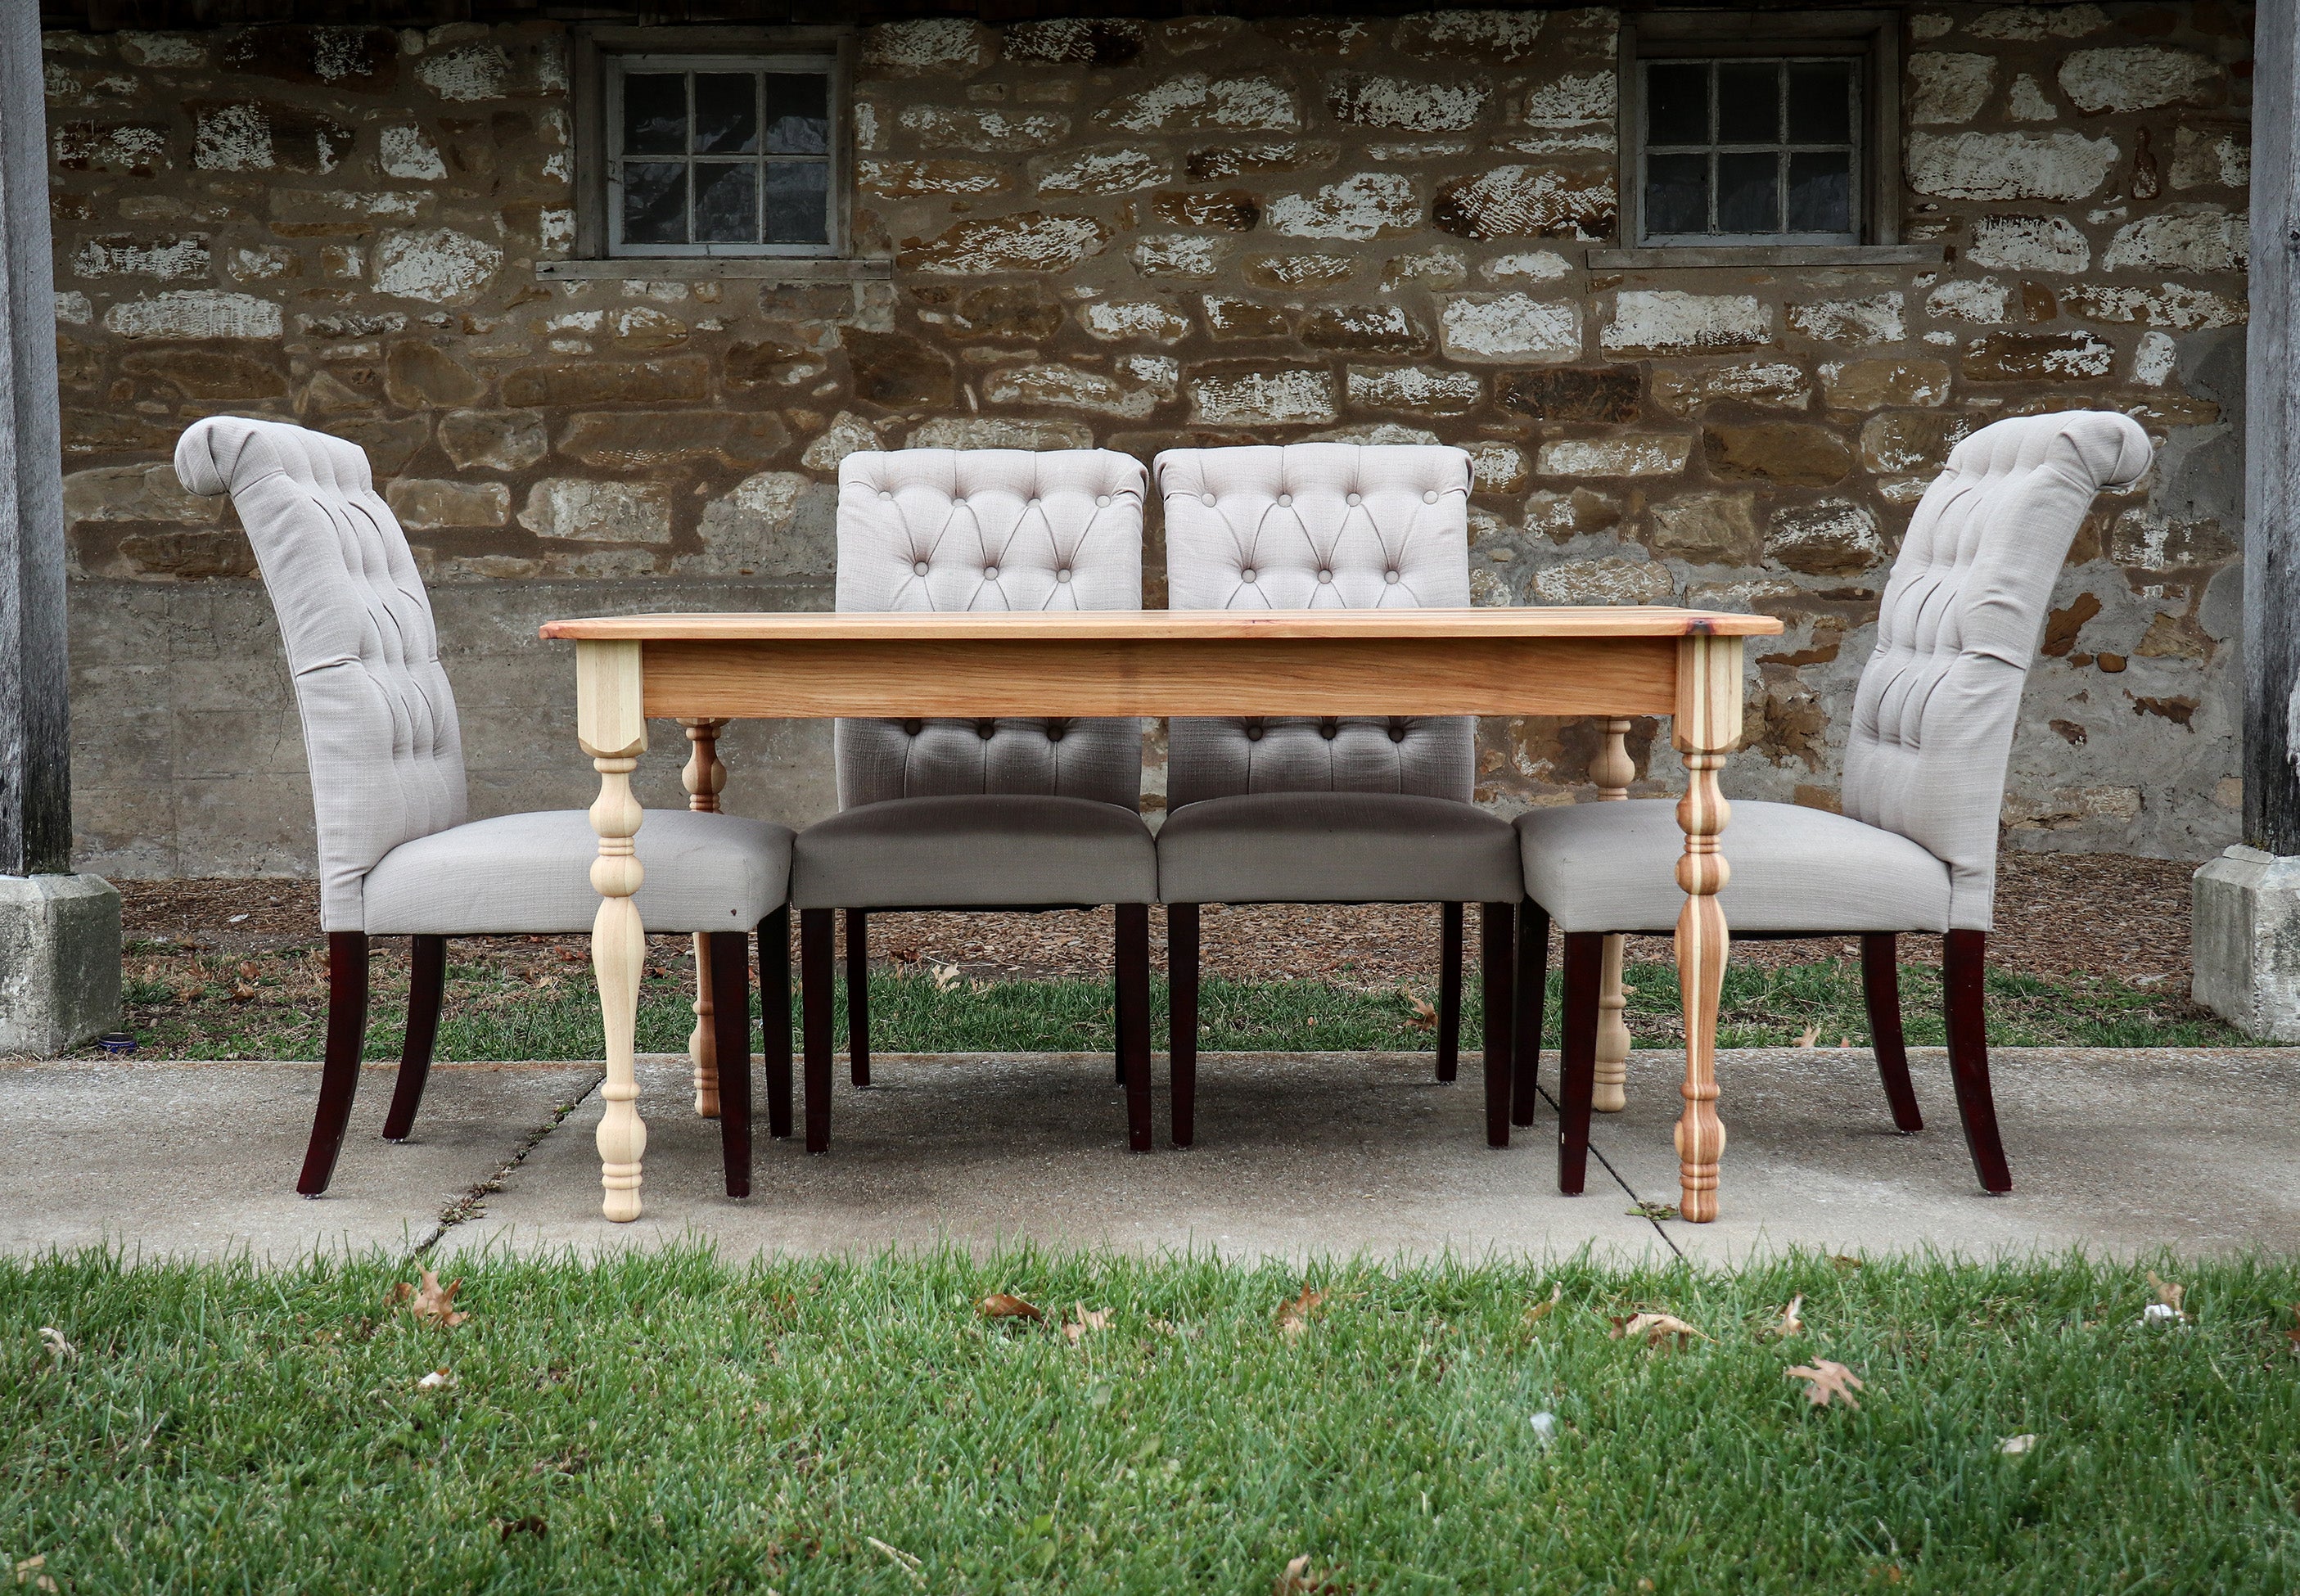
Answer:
2193 0 2300 1037
0 1 120 1056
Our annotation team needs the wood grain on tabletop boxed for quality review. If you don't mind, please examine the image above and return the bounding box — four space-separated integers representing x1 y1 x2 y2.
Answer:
537 606 1787 641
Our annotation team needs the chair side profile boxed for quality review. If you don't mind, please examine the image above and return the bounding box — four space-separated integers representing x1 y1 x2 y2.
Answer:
793 449 1157 1152
1152 443 1522 1147
175 416 796 1204
1514 409 2154 1197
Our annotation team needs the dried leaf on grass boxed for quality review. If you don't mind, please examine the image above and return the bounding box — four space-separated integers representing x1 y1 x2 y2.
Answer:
2140 1270 2190 1326
1609 1312 1709 1349
1792 1024 1820 1048
1997 1433 2038 1455
930 963 962 994
1276 1286 1327 1340
867 1537 925 1586
12 1556 57 1593
1766 1296 1805 1340
36 1328 74 1364
1522 1283 1563 1327
1274 1554 1342 1594
1062 1305 1112 1345
390 1268 470 1329
417 1368 455 1391
978 1293 1044 1322
1786 1359 1865 1409
1396 987 1439 1031
1829 1255 1864 1273
2285 1305 2300 1358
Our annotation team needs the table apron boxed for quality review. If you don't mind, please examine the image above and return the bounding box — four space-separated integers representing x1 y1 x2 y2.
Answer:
637 635 1682 719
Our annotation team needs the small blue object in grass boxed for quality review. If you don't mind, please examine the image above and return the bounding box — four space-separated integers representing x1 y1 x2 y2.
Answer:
99 1033 138 1055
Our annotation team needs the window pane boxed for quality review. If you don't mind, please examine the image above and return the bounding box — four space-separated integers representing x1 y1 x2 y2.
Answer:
1788 150 1852 233
621 160 687 243
694 162 758 242
1788 62 1852 142
623 74 686 156
694 73 760 154
1718 151 1779 232
1647 62 1708 143
765 73 831 155
1716 61 1779 142
1645 152 1709 233
764 160 830 244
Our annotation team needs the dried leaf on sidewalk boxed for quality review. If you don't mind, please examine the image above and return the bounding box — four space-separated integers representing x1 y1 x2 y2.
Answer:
390 1268 469 1329
1062 1305 1112 1345
978 1292 1043 1322
1610 1312 1708 1349
1276 1285 1327 1339
1626 1201 1680 1221
1786 1359 1865 1409
36 1328 74 1364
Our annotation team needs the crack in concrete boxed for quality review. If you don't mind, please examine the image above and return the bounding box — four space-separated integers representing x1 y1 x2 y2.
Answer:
1533 1083 1685 1261
409 1071 603 1257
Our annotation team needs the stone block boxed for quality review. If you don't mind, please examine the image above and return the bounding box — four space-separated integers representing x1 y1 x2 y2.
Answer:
1702 423 1855 485
1905 131 2117 202
1244 254 1356 288
1821 357 1951 410
899 213 1111 274
440 408 546 471
1439 294 1581 363
0 876 122 1057
1966 214 2090 273
501 358 709 408
1325 74 1488 131
1604 291 1770 354
1098 74 1300 134
386 478 511 529
1649 361 1811 415
1346 365 1481 416
1498 366 1640 422
556 411 791 472
1961 331 2114 382
1265 174 1420 241
1187 367 1336 426
1648 491 1761 565
2192 847 2300 1041
1537 434 1691 478
1433 165 1614 241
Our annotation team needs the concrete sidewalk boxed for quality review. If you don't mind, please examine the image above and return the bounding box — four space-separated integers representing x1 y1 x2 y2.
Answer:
3 1046 2293 1264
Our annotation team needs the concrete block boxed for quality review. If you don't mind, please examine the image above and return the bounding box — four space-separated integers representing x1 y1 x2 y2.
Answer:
2191 845 2300 1039
0 875 122 1057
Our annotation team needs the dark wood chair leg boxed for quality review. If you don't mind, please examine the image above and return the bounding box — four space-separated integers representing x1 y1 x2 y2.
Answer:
1556 932 1603 1196
1168 903 1200 1148
1116 904 1152 1152
760 907 793 1140
800 908 835 1153
1862 933 1923 1134
1513 899 1549 1127
297 931 370 1197
381 934 444 1143
845 908 869 1088
707 931 753 1197
1943 929 2012 1193
1436 901 1464 1081
1480 901 1515 1148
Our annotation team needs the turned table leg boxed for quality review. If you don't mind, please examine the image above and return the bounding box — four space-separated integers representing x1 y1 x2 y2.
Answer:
1671 634 1742 1224
580 639 649 1224
680 719 728 1118
1591 717 1635 1113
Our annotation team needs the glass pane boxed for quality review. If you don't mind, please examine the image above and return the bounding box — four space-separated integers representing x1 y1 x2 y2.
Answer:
694 73 760 154
1788 149 1852 233
622 74 686 156
1716 61 1779 142
1718 151 1779 232
621 160 687 244
694 162 758 242
1788 62 1852 143
1646 62 1708 143
1645 152 1709 234
765 73 831 155
765 161 830 244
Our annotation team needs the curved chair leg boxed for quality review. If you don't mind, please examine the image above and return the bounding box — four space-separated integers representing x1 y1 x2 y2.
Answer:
1555 933 1603 1196
298 932 370 1196
760 907 793 1140
800 908 835 1153
1116 904 1152 1152
706 930 753 1197
1480 901 1515 1148
381 934 445 1143
845 908 870 1088
1168 904 1201 1147
1942 929 2012 1192
1862 933 1923 1133
1436 901 1464 1081
1513 899 1549 1127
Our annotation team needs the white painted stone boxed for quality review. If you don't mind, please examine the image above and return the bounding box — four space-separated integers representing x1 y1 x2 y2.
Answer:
1769 498 1883 565
1264 174 1420 241
2102 207 2248 273
2063 283 2245 331
1306 422 1441 447
2057 47 2220 115
102 290 281 340
1492 130 1614 157
372 228 503 304
981 363 1161 417
1479 250 1573 282
53 124 167 174
1909 53 1996 124
2169 127 2249 192
1926 277 2010 323
53 291 91 326
1133 235 1230 278
1966 214 2090 273
1367 139 1471 162
1345 364 1483 413
539 208 574 257
1536 435 1691 478
1466 442 1528 493
1532 555 1674 606
801 412 886 472
1098 74 1300 133
1033 146 1167 196
1396 10 1549 61
1789 294 1905 347
1380 248 1468 288
380 124 446 180
1081 300 1192 343
518 479 671 543
71 236 208 277
861 19 987 74
1603 290 1770 354
898 106 1068 152
1910 13 1953 40
1188 368 1337 426
1328 74 1487 132
1522 72 1615 128
417 43 509 101
697 471 832 578
1905 131 2117 202
2006 74 2059 121
192 103 277 172
907 417 1097 451
2133 330 2178 387
1969 3 2106 38
118 32 206 67
1648 361 1811 413
1439 294 1581 363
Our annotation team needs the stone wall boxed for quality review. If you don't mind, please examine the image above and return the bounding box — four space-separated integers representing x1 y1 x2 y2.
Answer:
44 3 2252 881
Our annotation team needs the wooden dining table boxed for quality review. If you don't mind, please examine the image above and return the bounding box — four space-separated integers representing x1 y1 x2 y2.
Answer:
539 606 1784 1226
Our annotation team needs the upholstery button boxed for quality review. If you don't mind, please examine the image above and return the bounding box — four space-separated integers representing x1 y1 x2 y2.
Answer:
1240 568 1257 582
983 566 999 579
879 490 892 501
1389 724 1407 742
1384 569 1400 584
1201 493 1216 507
1046 720 1067 742
1096 494 1110 507
1278 493 1292 507
1245 724 1263 742
976 719 996 740
902 719 923 736
1057 567 1072 582
1346 493 1361 506
913 560 930 575
1318 568 1333 583
1319 718 1338 740
1422 490 1438 504
1027 498 1040 508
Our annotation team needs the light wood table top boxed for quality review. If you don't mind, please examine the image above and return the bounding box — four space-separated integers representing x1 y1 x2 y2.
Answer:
541 606 1784 642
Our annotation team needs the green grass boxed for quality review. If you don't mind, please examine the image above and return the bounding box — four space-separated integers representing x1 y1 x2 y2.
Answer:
4 1248 2298 1591
109 949 2248 1063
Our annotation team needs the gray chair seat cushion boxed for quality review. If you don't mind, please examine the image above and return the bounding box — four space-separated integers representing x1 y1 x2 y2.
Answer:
793 795 1155 909
1516 799 1953 935
1157 792 1519 905
362 810 792 936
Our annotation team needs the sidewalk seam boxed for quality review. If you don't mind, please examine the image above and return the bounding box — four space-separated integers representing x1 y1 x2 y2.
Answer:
408 1071 604 1257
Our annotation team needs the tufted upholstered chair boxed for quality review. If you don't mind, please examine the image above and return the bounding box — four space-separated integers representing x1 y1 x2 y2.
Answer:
1153 444 1522 1145
175 416 795 1202
1518 410 2153 1198
792 449 1157 1152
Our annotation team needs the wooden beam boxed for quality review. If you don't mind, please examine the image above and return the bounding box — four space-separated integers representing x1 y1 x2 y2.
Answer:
2248 0 2300 854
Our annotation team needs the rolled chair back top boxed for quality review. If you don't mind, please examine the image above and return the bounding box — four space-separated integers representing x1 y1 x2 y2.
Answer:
1842 409 2153 928
1156 442 1474 809
833 448 1148 810
175 415 467 932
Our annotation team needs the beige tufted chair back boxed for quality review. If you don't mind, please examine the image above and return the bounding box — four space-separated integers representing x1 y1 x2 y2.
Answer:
174 416 468 933
833 449 1147 809
1842 409 2153 928
1157 443 1474 808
